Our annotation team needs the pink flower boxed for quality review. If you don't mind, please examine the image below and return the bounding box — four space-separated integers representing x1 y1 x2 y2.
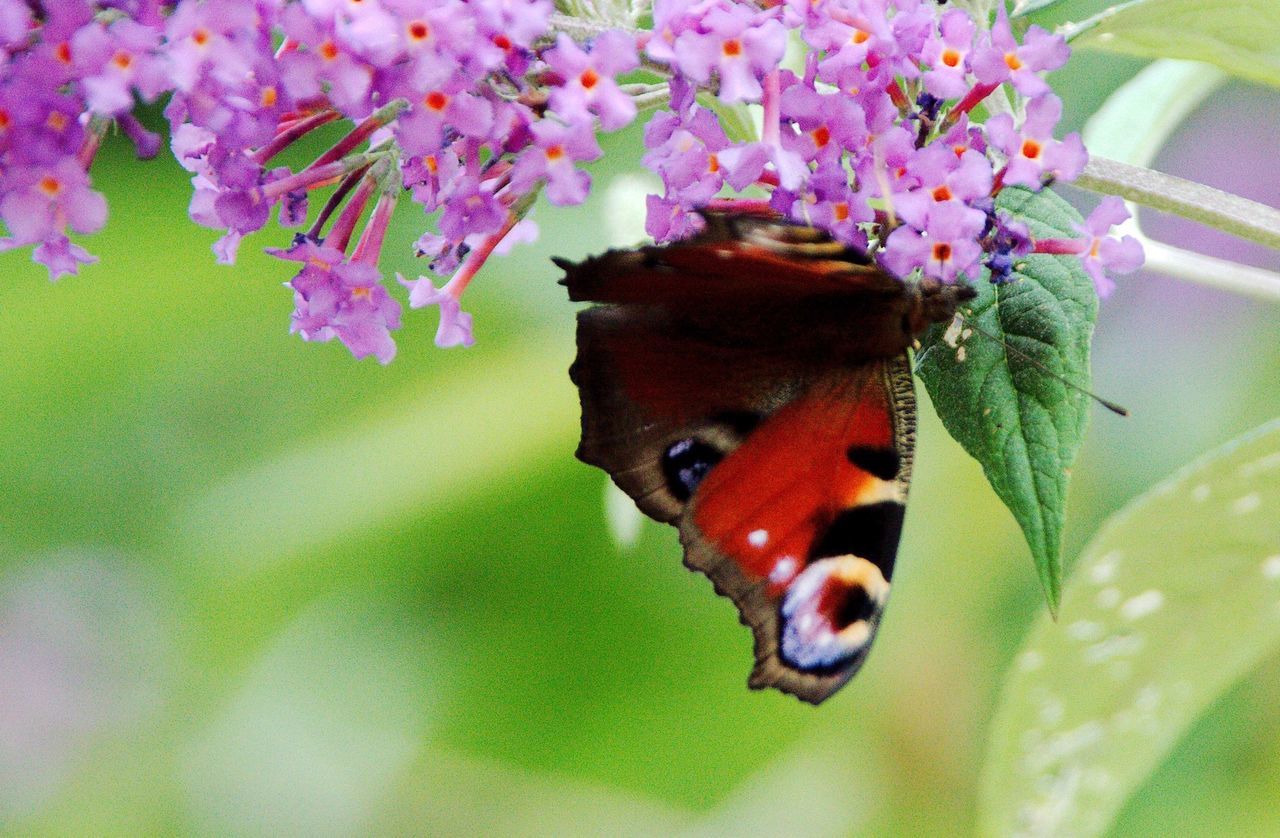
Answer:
881 201 986 284
987 95 1086 188
545 31 639 132
972 7 1069 98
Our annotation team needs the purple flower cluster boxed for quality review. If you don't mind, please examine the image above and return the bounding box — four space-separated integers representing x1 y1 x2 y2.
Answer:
642 1 1136 291
0 0 1141 363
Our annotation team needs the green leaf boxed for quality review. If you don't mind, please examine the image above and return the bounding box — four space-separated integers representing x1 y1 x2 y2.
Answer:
1068 0 1280 90
1082 58 1227 169
696 92 757 144
1011 0 1069 17
978 419 1280 837
917 187 1098 612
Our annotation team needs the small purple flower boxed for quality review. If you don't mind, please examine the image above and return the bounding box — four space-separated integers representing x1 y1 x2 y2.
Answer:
397 273 476 348
393 72 495 156
401 145 463 211
0 160 107 247
971 7 1069 98
510 119 601 206
437 174 507 240
643 105 729 204
921 9 976 100
669 3 786 103
985 213 1032 284
545 31 639 132
284 242 403 363
645 192 705 243
987 95 1086 188
779 80 868 164
1069 197 1144 296
787 166 873 247
880 201 985 283
71 17 167 115
894 141 993 230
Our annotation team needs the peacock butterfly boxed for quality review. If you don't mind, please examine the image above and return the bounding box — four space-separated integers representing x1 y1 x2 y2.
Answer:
557 210 974 704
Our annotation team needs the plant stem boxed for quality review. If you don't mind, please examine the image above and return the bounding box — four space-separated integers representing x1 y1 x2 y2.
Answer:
1078 156 1280 253
1135 234 1280 304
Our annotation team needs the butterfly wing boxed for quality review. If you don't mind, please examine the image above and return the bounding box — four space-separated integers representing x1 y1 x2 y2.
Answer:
678 356 916 704
561 211 965 704
572 299 915 702
571 303 817 523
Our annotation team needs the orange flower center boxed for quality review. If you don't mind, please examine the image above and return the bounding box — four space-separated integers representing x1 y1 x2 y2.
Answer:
493 34 512 50
1004 52 1023 71
260 86 278 108
424 154 439 174
111 50 133 70
425 90 448 111
851 28 870 45
812 125 831 148
319 40 339 61
408 21 429 41
46 110 69 131
722 38 742 57
932 242 952 262
38 176 62 197
192 28 210 47
931 185 952 202
54 42 71 63
351 286 372 301
833 202 850 222
545 144 565 161
1021 139 1042 160
707 153 720 173
941 48 961 68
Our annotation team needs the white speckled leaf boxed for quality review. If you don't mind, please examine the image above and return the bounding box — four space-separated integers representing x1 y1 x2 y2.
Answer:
978 419 1280 838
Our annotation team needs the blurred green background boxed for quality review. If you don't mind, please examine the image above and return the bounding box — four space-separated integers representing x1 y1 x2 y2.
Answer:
2 5 1280 834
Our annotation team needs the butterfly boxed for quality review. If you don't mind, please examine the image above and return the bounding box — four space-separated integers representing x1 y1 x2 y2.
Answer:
557 210 975 704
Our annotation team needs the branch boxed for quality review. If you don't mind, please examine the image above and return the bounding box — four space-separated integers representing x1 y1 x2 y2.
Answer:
1078 157 1280 252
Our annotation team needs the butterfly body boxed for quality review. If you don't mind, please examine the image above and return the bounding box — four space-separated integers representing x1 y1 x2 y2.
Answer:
559 212 973 703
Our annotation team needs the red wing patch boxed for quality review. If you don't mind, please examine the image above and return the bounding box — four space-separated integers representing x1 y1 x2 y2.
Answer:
689 368 898 593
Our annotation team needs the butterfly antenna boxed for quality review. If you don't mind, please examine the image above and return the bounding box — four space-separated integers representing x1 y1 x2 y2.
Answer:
956 314 1129 417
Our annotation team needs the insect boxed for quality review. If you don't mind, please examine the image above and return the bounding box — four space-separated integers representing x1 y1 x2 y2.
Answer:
557 210 974 703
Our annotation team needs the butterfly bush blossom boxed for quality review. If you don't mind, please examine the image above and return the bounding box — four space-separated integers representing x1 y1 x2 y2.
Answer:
0 0 1142 362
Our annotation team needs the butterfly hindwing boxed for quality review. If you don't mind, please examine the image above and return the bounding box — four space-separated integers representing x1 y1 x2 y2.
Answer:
677 356 916 704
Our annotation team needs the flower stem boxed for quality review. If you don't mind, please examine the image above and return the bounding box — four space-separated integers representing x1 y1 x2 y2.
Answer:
261 158 358 201
352 190 398 265
308 163 372 241
253 108 341 165
327 175 377 253
1137 234 1280 304
308 99 408 170
1078 156 1280 253
944 82 1000 128
762 70 781 147
548 13 640 42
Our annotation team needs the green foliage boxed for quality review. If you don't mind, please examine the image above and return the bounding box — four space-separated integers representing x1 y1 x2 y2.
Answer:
1012 0 1070 17
1082 58 1227 168
917 187 1098 612
1070 0 1280 89
979 419 1280 837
